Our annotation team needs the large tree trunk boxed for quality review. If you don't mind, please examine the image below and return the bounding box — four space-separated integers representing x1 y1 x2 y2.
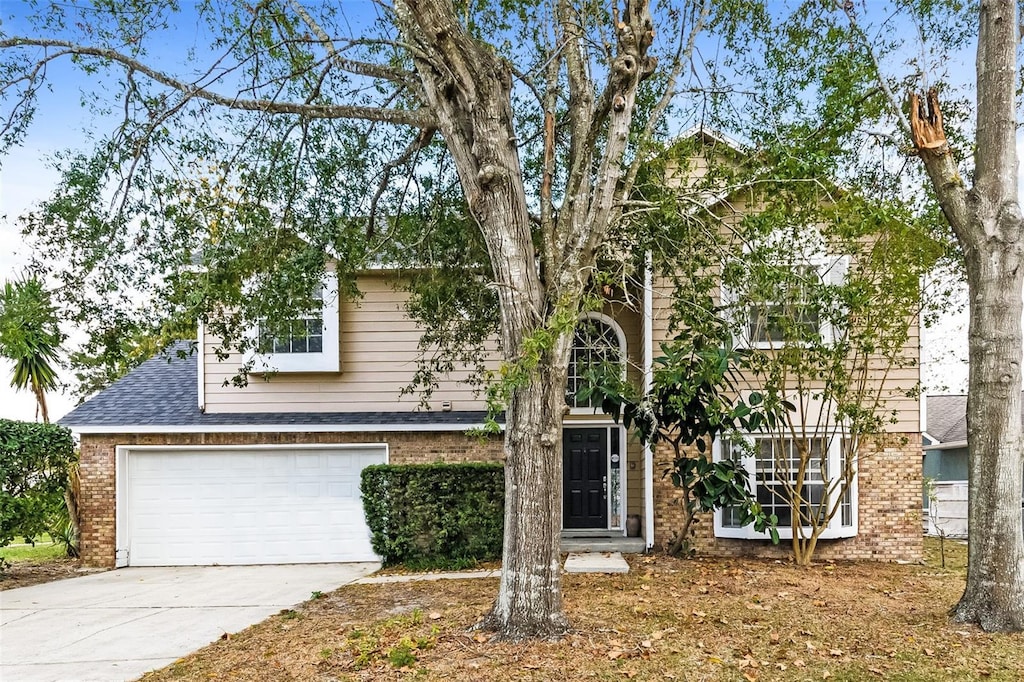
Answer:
911 0 1024 632
392 0 572 638
952 244 1024 631
392 0 655 638
482 344 573 638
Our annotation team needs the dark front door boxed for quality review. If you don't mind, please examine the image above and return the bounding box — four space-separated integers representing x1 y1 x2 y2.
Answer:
563 428 608 529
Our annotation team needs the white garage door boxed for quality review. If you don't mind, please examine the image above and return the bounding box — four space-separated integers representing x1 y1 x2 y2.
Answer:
123 445 386 566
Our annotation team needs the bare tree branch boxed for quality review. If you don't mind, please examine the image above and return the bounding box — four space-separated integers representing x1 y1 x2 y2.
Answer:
621 0 711 200
0 37 436 128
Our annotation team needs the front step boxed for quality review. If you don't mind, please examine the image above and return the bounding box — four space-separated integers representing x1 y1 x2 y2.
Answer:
564 551 630 573
560 532 646 554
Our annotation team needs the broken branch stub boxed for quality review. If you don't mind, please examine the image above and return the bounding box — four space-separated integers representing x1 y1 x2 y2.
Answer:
909 88 949 154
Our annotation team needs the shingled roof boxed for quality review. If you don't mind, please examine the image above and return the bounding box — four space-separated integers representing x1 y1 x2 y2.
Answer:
58 341 491 431
925 393 1024 446
925 395 969 444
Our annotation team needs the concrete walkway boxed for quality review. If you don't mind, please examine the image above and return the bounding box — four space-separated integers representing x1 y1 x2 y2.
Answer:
0 563 378 682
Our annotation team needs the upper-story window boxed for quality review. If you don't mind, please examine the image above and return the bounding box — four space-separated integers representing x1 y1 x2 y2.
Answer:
725 255 848 349
258 284 325 354
566 313 626 411
248 274 340 373
715 433 857 540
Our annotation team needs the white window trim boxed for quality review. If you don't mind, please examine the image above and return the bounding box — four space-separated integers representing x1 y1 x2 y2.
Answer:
567 312 628 415
713 432 858 541
245 273 340 373
722 254 849 350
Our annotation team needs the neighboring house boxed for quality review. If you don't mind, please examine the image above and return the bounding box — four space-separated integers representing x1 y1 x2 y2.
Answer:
922 393 1024 537
60 129 925 569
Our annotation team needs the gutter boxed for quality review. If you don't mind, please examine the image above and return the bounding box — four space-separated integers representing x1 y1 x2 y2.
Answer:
643 251 655 550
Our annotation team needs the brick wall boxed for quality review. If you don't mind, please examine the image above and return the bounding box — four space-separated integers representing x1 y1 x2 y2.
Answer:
80 428 923 568
78 431 504 568
652 433 923 563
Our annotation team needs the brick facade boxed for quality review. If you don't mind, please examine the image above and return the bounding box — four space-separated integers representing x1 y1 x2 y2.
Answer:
80 428 922 568
78 431 504 568
652 433 923 563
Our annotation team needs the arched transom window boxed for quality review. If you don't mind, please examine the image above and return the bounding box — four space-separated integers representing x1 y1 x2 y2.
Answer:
565 314 626 410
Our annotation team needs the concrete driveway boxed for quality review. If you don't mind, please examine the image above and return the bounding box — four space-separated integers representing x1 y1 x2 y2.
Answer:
0 562 379 682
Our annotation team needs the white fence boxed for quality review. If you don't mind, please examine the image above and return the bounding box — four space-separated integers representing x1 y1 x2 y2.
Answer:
925 480 1024 538
925 481 969 538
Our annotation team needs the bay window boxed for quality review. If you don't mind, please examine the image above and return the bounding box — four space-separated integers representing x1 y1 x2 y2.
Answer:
715 433 857 540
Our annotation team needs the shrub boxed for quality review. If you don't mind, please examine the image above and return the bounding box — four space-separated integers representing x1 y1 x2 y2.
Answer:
0 419 76 548
361 462 504 569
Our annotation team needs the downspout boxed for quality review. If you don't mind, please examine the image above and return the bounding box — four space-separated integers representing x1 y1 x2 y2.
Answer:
643 252 655 550
196 319 206 413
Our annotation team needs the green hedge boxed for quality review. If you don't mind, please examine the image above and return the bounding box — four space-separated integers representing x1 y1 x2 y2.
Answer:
0 419 76 547
360 462 504 569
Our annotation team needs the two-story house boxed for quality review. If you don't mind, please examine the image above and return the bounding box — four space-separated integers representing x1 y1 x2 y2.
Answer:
60 129 925 568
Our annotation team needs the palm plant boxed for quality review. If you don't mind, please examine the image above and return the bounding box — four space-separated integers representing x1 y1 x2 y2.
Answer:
0 276 64 423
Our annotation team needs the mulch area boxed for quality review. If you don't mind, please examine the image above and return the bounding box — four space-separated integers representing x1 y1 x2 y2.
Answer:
0 558 85 590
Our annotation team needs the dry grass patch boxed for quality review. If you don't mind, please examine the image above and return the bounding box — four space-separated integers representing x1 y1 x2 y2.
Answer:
141 538 1022 681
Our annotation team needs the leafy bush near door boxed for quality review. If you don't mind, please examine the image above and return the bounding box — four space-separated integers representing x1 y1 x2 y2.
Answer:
361 462 504 569
0 419 76 551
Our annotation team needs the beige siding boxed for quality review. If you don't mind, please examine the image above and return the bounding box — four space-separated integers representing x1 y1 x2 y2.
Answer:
649 266 920 435
203 276 648 417
203 274 497 413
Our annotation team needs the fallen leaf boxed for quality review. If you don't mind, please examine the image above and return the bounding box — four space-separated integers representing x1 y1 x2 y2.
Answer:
641 640 653 648
769 633 780 644
473 633 488 643
429 612 442 620
924 648 935 657
822 672 832 680
793 659 806 668
742 673 758 682
830 649 843 657
608 650 624 661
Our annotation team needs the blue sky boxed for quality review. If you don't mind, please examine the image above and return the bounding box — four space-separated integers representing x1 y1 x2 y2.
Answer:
0 1 1019 421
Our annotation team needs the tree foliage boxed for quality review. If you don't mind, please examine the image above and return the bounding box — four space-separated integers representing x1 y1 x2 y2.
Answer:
701 0 1023 625
0 276 64 422
0 0 733 638
0 419 75 549
582 327 783 555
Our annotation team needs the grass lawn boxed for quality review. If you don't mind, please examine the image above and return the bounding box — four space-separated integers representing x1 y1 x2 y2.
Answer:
0 536 80 590
0 536 65 563
142 538 1023 681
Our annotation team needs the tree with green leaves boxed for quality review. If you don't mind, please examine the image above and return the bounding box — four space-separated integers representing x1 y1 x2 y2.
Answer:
710 0 1023 631
582 326 783 556
717 206 944 565
617 133 947 566
0 419 76 551
0 276 64 423
0 0 740 638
